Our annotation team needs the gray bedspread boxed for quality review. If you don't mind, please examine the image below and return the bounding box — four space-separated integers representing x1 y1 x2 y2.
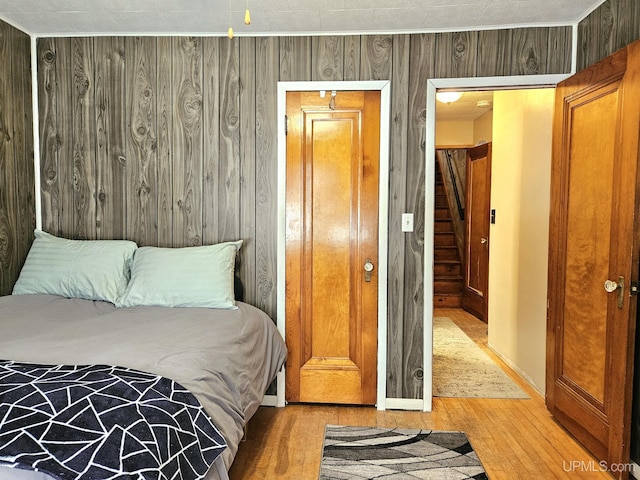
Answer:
0 294 287 478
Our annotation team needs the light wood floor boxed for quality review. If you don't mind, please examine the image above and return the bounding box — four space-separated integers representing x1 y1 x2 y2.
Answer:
229 308 611 479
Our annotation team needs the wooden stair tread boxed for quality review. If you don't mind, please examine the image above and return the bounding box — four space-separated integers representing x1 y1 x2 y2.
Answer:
434 157 463 299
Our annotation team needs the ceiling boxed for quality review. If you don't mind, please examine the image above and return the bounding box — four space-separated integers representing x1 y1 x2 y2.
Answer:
0 0 603 37
436 91 493 121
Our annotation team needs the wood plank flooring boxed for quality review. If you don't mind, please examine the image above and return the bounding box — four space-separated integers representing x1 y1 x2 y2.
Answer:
229 308 612 479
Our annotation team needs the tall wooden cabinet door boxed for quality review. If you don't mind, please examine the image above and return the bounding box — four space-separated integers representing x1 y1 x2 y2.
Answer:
285 91 380 405
462 143 492 322
546 40 640 478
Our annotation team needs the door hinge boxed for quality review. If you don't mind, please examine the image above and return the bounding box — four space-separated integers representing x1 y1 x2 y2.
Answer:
284 114 288 136
631 281 639 296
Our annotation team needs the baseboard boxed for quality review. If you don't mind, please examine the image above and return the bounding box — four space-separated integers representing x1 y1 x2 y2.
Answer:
260 396 423 410
385 398 424 411
486 342 544 397
260 394 278 407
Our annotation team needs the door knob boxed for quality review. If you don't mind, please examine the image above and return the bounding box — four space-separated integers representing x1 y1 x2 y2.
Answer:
604 279 618 292
480 237 488 244
364 258 374 282
604 276 624 309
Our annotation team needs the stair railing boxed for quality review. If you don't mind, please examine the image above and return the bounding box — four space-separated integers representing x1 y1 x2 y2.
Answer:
443 149 465 221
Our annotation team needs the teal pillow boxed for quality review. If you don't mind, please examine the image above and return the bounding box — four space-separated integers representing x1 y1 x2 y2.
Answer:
116 241 243 309
13 230 138 304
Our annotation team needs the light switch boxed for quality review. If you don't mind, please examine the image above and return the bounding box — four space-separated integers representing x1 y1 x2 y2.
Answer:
402 213 414 232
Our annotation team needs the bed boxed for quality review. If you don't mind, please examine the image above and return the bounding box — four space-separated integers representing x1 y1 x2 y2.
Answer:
0 231 287 480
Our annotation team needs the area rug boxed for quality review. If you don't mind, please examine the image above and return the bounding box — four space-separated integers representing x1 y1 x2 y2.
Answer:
319 425 488 479
433 317 529 399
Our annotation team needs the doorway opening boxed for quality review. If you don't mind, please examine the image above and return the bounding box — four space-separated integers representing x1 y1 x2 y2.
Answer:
423 74 568 412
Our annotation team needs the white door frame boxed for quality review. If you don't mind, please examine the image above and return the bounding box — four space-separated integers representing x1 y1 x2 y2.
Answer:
276 80 391 409
422 73 569 412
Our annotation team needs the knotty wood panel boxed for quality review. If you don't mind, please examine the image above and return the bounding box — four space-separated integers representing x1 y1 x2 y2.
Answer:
202 37 221 248
126 36 157 246
477 30 512 77
402 34 435 399
546 27 572 74
343 36 361 81
156 37 174 247
386 34 411 398
312 36 344 81
95 37 126 240
239 37 257 306
0 21 34 296
172 37 203 247
218 38 241 243
37 26 574 399
71 38 97 241
279 36 311 81
435 31 477 78
511 28 549 75
57 39 75 240
0 23 18 296
37 38 59 237
11 25 35 285
361 35 392 80
254 37 279 318
577 0 640 71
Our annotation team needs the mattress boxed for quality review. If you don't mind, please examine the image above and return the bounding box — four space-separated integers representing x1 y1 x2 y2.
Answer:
0 294 287 479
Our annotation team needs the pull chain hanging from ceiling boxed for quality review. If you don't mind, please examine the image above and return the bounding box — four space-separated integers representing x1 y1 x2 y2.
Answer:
228 0 251 38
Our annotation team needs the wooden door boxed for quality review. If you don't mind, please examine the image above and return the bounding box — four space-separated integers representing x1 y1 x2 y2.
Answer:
462 143 492 322
285 90 380 405
546 40 640 478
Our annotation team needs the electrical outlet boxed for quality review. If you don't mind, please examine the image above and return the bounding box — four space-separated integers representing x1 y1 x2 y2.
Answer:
402 213 414 232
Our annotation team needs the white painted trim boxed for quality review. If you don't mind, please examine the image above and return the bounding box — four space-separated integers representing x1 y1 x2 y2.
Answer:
386 398 424 412
571 23 579 74
23 22 582 40
385 398 424 411
30 35 42 231
576 0 609 24
423 73 571 413
277 80 391 410
630 461 640 479
260 395 278 407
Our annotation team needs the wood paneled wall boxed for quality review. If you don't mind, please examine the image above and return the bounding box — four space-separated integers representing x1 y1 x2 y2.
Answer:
577 0 640 71
0 21 34 296
37 26 572 400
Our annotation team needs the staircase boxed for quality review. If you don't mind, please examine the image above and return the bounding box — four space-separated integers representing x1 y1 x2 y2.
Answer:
434 161 463 307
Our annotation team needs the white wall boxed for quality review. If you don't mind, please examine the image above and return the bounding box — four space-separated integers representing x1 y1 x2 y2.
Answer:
488 88 555 394
435 120 474 146
473 110 493 145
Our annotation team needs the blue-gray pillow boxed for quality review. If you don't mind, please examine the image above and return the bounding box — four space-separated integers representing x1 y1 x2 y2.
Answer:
13 230 138 304
116 241 243 309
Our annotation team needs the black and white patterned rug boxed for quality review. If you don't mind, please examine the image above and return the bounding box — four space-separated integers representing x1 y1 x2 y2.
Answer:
319 425 488 480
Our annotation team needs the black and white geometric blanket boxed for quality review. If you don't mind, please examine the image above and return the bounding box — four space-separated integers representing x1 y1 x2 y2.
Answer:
0 360 226 480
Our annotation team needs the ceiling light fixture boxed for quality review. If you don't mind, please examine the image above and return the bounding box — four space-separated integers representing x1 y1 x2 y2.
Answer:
436 91 463 104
